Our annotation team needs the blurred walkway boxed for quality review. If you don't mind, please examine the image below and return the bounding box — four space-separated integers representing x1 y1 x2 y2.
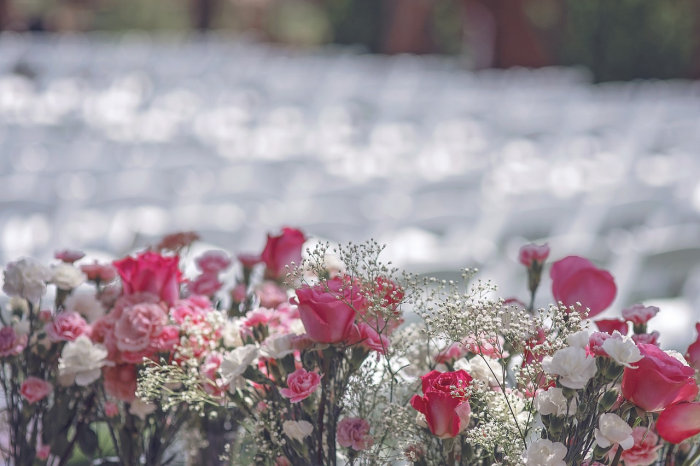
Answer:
0 34 698 347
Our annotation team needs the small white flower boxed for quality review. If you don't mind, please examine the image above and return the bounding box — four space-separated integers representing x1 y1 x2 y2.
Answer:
220 344 258 383
535 387 578 417
129 399 157 420
455 356 503 386
260 333 296 359
282 420 313 442
524 438 567 466
3 258 52 304
594 413 634 450
322 253 346 278
566 330 590 349
51 263 86 290
64 292 105 323
542 346 596 389
221 319 243 348
58 335 110 386
601 331 642 368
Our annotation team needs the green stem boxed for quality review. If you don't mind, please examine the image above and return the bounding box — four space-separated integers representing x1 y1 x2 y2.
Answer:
609 445 623 466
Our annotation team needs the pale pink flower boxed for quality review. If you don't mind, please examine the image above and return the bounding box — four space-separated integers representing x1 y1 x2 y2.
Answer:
279 368 321 403
435 343 467 363
337 417 373 450
256 281 288 309
519 243 550 267
20 377 52 404
54 249 84 263
103 364 137 402
45 311 90 342
632 331 660 346
188 273 222 296
196 251 231 273
622 304 660 325
80 261 117 283
614 427 662 466
113 302 168 353
350 322 390 354
231 283 247 303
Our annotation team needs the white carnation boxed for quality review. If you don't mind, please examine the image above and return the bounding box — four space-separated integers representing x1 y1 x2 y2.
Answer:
601 331 642 368
524 438 567 466
594 413 634 450
3 258 52 304
64 292 105 323
221 319 243 348
535 387 577 416
455 356 503 386
58 335 110 386
566 330 590 349
221 344 258 383
282 420 313 442
542 346 596 389
51 263 86 290
261 333 296 359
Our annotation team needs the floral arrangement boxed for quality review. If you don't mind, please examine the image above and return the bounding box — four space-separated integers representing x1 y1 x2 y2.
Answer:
0 228 698 465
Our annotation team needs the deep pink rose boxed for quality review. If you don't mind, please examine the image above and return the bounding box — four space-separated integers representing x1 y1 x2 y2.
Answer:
54 249 84 263
594 318 629 336
188 272 222 296
621 343 697 412
631 331 660 347
103 364 138 402
518 243 550 267
195 250 231 273
550 256 616 318
337 417 373 451
113 302 168 353
0 326 26 357
44 311 90 342
279 368 321 403
656 401 700 444
293 276 365 344
611 426 662 466
349 322 390 354
260 227 305 279
20 377 53 404
80 261 117 283
410 370 472 438
622 304 659 325
685 323 700 370
113 251 181 305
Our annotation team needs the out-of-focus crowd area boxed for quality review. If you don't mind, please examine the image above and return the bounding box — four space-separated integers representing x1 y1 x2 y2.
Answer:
1 0 699 81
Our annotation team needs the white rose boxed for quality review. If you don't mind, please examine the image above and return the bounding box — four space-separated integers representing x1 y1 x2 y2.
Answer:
542 346 596 389
601 331 642 368
58 335 110 386
129 399 157 420
566 330 590 349
221 344 258 383
594 413 634 450
261 333 296 359
3 258 52 304
64 292 105 323
535 387 577 417
524 438 567 466
455 356 503 386
221 319 243 348
51 263 86 290
282 420 313 442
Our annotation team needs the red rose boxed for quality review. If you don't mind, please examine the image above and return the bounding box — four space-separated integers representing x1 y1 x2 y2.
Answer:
656 401 700 444
550 256 616 318
260 227 305 279
621 343 697 412
113 251 181 305
594 318 629 336
410 370 472 438
20 377 53 404
685 323 700 370
293 276 365 344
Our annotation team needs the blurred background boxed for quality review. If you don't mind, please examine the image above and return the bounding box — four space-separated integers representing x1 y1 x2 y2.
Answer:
0 0 698 348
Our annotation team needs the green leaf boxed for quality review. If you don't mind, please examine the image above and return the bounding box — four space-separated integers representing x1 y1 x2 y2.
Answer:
77 425 98 456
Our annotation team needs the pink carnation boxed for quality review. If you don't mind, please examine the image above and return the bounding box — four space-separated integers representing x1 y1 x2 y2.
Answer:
279 368 321 403
103 364 138 402
44 311 90 342
588 332 612 357
113 302 168 353
622 304 660 325
54 249 84 263
518 243 550 267
20 377 53 404
614 427 662 466
350 322 390 354
435 343 467 363
256 281 288 309
594 318 629 336
80 261 117 283
196 251 231 273
0 326 26 357
337 417 373 451
188 273 222 296
632 331 660 347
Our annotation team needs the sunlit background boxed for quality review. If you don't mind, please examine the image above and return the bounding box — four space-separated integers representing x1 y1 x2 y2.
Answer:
0 0 698 349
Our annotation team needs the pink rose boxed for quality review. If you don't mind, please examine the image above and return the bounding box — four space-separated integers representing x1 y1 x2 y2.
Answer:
188 272 222 296
685 323 700 370
631 331 660 347
260 227 306 279
20 377 52 404
54 249 84 263
293 276 365 344
0 326 26 357
113 251 182 305
337 417 373 451
349 322 390 354
279 368 321 403
103 364 138 402
104 401 119 417
611 426 662 466
550 256 616 318
622 343 697 412
410 370 472 438
622 304 659 325
44 311 90 342
80 261 117 283
519 243 550 267
656 401 700 444
196 250 231 273
594 318 629 335
113 302 168 354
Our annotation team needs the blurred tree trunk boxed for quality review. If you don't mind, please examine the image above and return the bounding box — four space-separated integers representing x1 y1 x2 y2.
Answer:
190 0 218 31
